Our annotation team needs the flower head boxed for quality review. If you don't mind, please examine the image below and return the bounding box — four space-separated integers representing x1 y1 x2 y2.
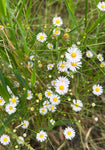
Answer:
97 2 105 11
86 50 93 58
50 119 55 125
36 32 47 43
27 90 33 100
39 107 47 115
47 64 54 70
5 103 16 115
50 94 61 105
92 84 103 96
0 96 5 106
0 134 10 145
36 130 47 142
63 127 75 140
17 136 24 144
71 99 83 112
97 54 104 62
21 120 29 129
47 43 53 49
57 61 68 72
53 17 63 26
9 96 19 106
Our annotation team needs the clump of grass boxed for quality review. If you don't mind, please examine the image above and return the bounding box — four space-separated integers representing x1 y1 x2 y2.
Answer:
0 0 105 150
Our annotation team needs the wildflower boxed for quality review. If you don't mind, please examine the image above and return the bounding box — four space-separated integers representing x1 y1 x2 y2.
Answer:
48 104 57 112
23 133 27 137
57 61 68 72
21 120 29 129
65 46 82 62
7 85 12 94
36 130 47 142
63 33 69 39
30 55 35 61
39 107 47 115
86 50 93 58
47 64 54 70
55 82 69 95
67 60 82 72
36 32 47 43
43 100 50 108
38 93 42 100
100 62 105 68
27 90 33 100
47 43 53 49
53 28 61 36
45 90 53 98
28 61 33 68
30 107 34 111
65 28 71 32
63 127 75 140
51 80 56 86
97 54 104 62
92 84 103 96
17 136 24 144
0 96 5 106
56 76 70 85
38 63 42 68
71 99 83 112
0 134 10 145
50 119 55 125
97 2 105 11
0 25 4 30
52 16 63 26
9 96 19 106
50 94 61 105
5 103 16 115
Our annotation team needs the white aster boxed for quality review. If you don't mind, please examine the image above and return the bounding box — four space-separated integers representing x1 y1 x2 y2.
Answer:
50 119 55 125
0 25 4 30
86 50 93 58
28 61 33 68
57 61 68 72
36 130 47 142
48 104 57 112
9 96 19 106
100 62 105 68
47 43 53 49
97 2 105 11
43 100 50 108
30 55 35 61
53 16 63 26
45 90 53 98
17 136 24 144
65 47 82 62
21 120 29 129
49 94 60 105
53 28 61 35
92 84 103 96
27 90 33 100
0 134 10 145
71 99 83 112
63 127 75 140
7 85 12 94
56 76 70 86
97 54 104 62
38 93 42 100
67 60 82 72
55 82 69 95
51 80 56 86
47 64 54 70
36 32 47 43
5 103 16 115
39 107 47 115
0 96 5 106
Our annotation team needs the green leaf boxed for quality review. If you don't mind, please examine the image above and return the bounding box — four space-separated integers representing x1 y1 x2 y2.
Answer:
31 59 36 88
0 0 7 17
0 84 10 101
0 70 7 90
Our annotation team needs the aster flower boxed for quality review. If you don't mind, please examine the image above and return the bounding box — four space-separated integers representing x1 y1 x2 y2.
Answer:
27 90 33 100
21 120 29 129
50 94 61 105
55 82 69 95
71 99 83 112
36 130 47 142
43 100 50 108
28 61 33 68
92 84 103 96
0 25 4 30
0 96 5 106
48 104 57 112
97 2 105 11
7 85 12 94
47 43 53 49
57 61 68 72
52 16 63 26
97 54 104 62
5 103 16 115
47 64 54 70
45 90 53 98
9 96 19 106
30 55 35 61
53 28 61 36
0 134 10 145
36 32 47 43
39 107 47 115
50 119 55 125
17 136 24 144
67 60 82 72
38 93 42 100
63 127 75 140
86 50 93 58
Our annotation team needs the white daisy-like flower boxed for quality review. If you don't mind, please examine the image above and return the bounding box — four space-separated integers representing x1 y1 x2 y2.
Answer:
48 104 57 112
0 96 5 106
53 28 61 35
50 119 55 125
45 90 53 98
57 61 68 72
65 47 82 62
100 62 105 68
97 54 104 62
67 60 82 72
71 44 77 48
9 96 19 106
5 103 16 115
51 80 56 86
47 64 54 70
36 130 47 142
30 55 35 61
92 84 103 96
47 43 53 49
56 76 70 86
50 94 60 105
27 90 33 100
43 100 50 108
86 50 93 58
38 93 42 100
53 16 63 26
63 127 75 140
97 2 105 11
55 82 69 95
0 25 4 30
28 61 33 68
36 32 47 43
39 107 47 115
17 136 24 144
71 99 83 112
65 28 71 32
0 134 10 145
21 120 29 129
7 85 12 94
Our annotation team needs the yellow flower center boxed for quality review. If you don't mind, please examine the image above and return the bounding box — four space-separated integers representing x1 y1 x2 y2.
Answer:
32 56 34 59
24 123 27 126
9 106 13 110
56 20 60 24
101 5 105 9
71 52 76 57
0 99 2 103
40 35 44 40
42 109 45 112
27 93 30 97
55 30 59 34
11 98 16 103
47 92 51 96
53 97 57 102
71 62 77 66
100 63 104 68
60 64 65 69
99 56 102 59
88 53 91 56
3 137 7 142
53 81 55 85
75 103 79 107
40 134 43 138
38 94 42 100
49 65 52 68
96 88 100 92
51 106 54 110
64 33 69 39
49 45 51 48
0 25 3 29
59 85 64 90
67 131 71 135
